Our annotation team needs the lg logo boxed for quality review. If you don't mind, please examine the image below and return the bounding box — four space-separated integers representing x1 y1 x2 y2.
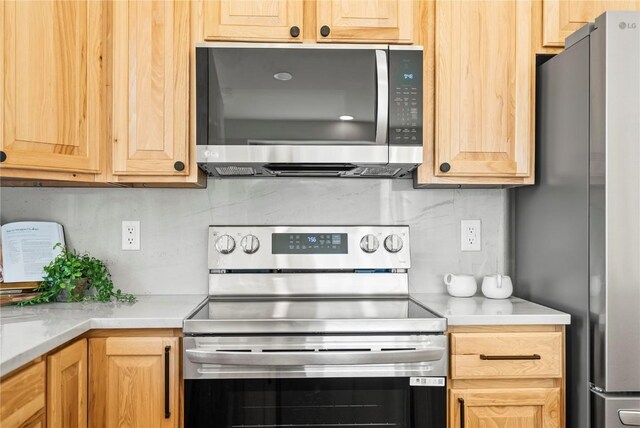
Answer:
619 21 638 29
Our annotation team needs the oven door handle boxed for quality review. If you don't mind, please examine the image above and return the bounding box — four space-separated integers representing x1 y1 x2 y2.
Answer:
185 347 445 366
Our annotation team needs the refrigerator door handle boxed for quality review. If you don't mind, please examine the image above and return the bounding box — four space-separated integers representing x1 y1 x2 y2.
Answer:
619 410 640 426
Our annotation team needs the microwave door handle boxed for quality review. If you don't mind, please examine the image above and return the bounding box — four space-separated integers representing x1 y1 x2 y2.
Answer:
186 347 445 366
375 50 389 146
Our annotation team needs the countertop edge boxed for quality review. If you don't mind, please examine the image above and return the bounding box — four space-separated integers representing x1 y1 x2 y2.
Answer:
1 318 189 378
2 294 570 378
90 317 187 329
411 293 572 326
0 320 92 378
444 314 572 326
0 295 208 378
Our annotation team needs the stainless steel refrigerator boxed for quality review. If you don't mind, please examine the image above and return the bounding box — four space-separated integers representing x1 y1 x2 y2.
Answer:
514 11 640 428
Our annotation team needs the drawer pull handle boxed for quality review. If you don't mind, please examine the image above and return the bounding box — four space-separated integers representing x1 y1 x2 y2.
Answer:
164 345 171 419
480 354 541 360
458 398 465 428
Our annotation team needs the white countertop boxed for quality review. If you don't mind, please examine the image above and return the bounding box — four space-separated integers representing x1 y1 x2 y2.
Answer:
411 292 571 326
1 292 570 378
0 295 206 377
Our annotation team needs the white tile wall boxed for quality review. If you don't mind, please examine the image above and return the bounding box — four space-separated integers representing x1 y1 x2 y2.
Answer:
0 179 509 295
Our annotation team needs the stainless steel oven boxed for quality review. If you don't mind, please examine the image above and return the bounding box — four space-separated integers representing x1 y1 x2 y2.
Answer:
196 44 423 178
183 226 447 428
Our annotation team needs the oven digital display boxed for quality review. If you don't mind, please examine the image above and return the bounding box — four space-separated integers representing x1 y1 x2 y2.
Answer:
272 233 348 254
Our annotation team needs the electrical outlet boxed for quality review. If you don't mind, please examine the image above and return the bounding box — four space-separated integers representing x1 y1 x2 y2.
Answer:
122 221 140 251
461 219 481 251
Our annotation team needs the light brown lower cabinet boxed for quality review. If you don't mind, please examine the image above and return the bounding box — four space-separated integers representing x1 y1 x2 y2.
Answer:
47 339 87 428
89 336 180 428
0 331 182 427
0 360 46 428
19 413 46 428
450 388 562 428
447 325 565 428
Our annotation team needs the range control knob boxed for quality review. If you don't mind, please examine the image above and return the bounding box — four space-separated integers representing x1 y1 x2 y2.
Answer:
215 234 236 254
384 234 404 253
241 234 260 254
360 234 379 253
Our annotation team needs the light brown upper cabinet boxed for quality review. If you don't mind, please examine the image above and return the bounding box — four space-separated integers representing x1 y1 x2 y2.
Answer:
435 0 533 179
203 0 415 44
111 0 191 178
47 339 87 428
416 0 535 186
542 0 640 47
315 0 414 43
204 0 304 42
0 0 104 179
1 0 204 187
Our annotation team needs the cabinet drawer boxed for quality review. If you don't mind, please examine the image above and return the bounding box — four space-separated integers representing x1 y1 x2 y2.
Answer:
451 332 562 379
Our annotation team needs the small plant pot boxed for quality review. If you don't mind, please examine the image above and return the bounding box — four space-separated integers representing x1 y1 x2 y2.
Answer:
56 278 88 302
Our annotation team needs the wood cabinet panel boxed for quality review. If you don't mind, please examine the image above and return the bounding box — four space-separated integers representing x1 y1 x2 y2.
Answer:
434 0 533 179
447 326 566 428
47 339 87 428
0 0 103 174
451 332 563 379
22 412 46 428
0 361 46 428
204 0 304 41
450 388 561 428
112 0 190 176
543 0 640 47
316 0 414 42
89 337 179 428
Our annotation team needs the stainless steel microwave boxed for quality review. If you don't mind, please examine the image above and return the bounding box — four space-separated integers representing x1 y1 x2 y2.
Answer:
196 43 423 178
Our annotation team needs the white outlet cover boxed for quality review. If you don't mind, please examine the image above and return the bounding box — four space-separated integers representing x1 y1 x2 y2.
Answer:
461 219 481 252
122 220 140 251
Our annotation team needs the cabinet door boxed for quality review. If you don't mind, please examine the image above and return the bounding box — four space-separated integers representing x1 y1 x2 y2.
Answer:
47 339 87 428
435 0 533 179
22 412 46 428
543 0 640 47
204 0 304 42
0 361 46 428
112 0 190 176
89 337 179 428
316 0 414 43
0 1 102 174
450 388 561 428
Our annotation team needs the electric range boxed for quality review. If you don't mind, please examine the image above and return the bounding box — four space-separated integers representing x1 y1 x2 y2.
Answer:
183 225 447 428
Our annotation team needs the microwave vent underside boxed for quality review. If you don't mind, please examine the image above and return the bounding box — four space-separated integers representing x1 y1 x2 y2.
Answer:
203 165 408 178
356 167 402 177
215 166 256 176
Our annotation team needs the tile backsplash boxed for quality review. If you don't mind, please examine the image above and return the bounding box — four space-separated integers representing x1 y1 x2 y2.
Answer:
0 179 508 295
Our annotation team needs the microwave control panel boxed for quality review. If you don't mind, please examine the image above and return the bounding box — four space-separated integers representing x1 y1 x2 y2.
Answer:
388 49 423 145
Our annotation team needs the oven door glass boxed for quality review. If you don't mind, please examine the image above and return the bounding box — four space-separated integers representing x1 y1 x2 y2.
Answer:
185 377 445 428
197 47 384 147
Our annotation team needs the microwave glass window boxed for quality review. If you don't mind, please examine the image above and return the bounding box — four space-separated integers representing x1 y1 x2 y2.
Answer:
206 48 378 145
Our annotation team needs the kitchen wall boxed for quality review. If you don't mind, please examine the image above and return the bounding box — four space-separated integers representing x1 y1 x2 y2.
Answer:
0 179 508 295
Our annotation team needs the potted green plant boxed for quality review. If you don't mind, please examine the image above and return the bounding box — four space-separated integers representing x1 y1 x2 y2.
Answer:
20 244 136 305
